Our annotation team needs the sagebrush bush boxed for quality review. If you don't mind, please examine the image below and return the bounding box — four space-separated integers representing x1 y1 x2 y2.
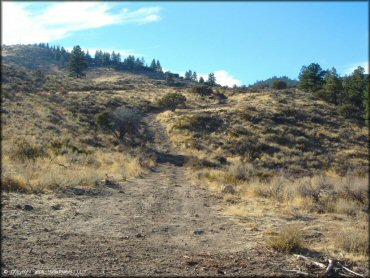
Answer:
254 176 288 201
337 176 367 205
158 92 186 110
191 85 213 96
10 139 47 162
228 162 255 181
337 103 360 118
174 113 223 133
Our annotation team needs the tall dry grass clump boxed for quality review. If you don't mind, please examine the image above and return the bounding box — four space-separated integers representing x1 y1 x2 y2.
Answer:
2 138 143 193
268 224 305 253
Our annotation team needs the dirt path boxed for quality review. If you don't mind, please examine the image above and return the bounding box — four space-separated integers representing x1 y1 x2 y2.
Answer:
2 114 296 276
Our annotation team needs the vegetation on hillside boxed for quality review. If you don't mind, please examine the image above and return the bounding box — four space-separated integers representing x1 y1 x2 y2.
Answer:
252 76 299 88
1 44 368 266
299 63 369 124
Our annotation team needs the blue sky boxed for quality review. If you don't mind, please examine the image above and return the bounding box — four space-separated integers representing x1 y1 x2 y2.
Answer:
3 1 368 86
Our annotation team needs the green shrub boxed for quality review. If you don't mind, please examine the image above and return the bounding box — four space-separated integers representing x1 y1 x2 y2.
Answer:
158 92 186 110
96 107 143 144
191 85 213 96
272 80 287 90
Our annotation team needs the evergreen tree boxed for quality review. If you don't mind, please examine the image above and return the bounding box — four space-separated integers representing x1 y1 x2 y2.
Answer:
192 72 198 82
156 60 162 72
54 46 61 61
342 66 367 107
207 73 216 86
298 63 325 92
365 83 369 126
199 76 205 84
124 55 136 69
150 59 157 71
94 50 103 66
68 45 87 78
140 57 145 67
322 67 343 104
111 51 121 65
59 47 68 68
85 50 93 65
102 52 111 66
185 70 193 80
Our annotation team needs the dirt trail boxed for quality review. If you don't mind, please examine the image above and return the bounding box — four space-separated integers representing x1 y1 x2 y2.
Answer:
2 114 296 276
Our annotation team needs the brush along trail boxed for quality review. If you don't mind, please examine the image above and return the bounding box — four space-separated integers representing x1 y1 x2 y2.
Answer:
2 113 299 276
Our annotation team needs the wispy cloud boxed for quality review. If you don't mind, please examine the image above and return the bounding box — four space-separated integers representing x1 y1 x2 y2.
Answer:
2 2 162 45
343 61 369 75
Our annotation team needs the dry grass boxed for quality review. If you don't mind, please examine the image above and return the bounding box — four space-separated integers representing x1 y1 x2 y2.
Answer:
2 145 142 193
268 224 305 253
201 163 368 217
160 89 368 177
334 226 369 257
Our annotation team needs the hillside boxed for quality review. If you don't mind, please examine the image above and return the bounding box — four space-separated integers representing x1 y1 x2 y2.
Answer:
1 45 368 277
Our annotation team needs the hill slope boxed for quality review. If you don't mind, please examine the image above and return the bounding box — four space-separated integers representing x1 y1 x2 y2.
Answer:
1 45 368 276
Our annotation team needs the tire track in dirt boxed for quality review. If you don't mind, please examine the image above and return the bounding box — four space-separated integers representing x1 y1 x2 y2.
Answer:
2 113 297 276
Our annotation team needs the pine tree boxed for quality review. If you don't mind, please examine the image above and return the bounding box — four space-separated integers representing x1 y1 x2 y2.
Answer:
54 46 61 61
156 60 162 73
365 83 369 126
342 66 367 108
199 76 205 84
85 50 93 65
192 72 198 82
102 52 111 66
124 55 136 69
185 70 192 80
150 59 157 71
322 67 343 105
135 57 143 68
207 73 216 86
94 50 103 66
111 51 121 65
68 45 87 78
298 63 325 92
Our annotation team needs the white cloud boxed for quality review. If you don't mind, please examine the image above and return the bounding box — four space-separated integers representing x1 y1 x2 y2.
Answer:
344 61 369 75
198 70 241 87
2 2 162 45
